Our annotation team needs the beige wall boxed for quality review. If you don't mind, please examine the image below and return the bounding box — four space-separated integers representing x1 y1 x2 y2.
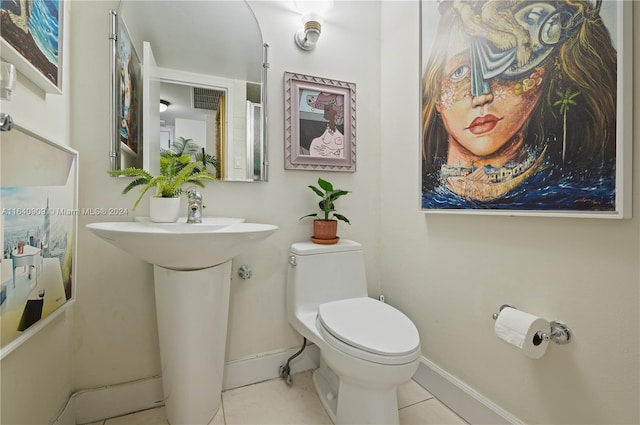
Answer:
1 1 637 424
380 2 639 424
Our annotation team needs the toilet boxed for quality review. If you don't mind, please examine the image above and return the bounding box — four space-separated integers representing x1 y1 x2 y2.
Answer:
286 240 421 425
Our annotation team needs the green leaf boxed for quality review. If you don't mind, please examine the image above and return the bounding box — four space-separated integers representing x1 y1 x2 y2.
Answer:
333 213 350 224
328 189 349 200
317 178 333 192
308 185 324 197
167 137 200 156
299 213 318 220
122 177 150 194
108 167 153 179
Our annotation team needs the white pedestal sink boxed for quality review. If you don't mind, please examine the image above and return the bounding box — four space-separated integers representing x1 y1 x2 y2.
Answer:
87 217 278 425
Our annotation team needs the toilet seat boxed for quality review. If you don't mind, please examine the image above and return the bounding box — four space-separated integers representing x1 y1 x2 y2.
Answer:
317 297 421 365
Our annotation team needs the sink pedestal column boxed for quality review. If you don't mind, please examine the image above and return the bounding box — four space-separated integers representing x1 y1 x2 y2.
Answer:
153 261 232 425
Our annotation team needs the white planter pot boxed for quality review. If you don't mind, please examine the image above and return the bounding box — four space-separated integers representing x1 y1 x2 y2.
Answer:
150 196 180 223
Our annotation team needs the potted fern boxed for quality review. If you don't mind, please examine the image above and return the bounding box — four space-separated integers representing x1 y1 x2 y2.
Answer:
163 137 219 175
109 152 217 222
300 177 350 244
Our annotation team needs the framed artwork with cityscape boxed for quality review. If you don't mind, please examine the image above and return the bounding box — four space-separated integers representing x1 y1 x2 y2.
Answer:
1 124 78 356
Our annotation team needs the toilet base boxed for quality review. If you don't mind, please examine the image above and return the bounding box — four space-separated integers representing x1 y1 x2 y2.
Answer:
312 358 400 425
313 363 338 423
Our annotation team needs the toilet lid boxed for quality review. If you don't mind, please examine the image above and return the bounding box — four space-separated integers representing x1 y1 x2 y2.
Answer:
317 297 420 362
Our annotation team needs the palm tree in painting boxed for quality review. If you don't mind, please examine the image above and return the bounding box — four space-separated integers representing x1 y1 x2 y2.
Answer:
553 87 580 164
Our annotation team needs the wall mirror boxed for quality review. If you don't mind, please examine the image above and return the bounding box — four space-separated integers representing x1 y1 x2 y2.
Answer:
111 0 268 181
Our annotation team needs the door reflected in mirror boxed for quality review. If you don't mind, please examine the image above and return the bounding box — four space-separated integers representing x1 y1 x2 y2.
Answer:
110 0 268 181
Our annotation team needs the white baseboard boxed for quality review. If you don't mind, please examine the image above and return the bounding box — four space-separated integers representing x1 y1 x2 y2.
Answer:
413 356 524 425
55 348 523 425
223 342 320 390
53 344 320 424
52 395 75 425
54 376 165 425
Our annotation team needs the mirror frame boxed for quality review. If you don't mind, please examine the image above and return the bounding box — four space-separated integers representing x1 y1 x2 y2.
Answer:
108 6 269 181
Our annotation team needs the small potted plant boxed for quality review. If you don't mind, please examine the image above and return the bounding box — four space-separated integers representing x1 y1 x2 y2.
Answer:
108 152 217 222
300 177 350 244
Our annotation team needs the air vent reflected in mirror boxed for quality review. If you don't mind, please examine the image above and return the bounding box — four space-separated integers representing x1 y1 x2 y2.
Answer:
192 87 224 111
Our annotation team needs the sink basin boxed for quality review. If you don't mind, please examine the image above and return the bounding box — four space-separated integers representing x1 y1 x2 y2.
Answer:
134 216 246 226
87 217 278 270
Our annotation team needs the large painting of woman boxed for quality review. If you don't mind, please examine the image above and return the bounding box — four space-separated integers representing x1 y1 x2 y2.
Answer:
421 0 623 214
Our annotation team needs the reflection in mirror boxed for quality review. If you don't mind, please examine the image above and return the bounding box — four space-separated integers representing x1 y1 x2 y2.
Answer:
157 79 263 181
110 0 268 181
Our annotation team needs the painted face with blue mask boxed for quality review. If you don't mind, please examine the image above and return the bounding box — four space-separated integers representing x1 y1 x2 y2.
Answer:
422 0 617 207
454 1 585 97
435 1 584 168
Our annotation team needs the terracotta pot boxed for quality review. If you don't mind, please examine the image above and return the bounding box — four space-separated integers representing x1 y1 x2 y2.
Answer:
312 219 339 244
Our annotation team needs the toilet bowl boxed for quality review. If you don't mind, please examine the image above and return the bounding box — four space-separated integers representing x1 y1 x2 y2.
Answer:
286 240 421 425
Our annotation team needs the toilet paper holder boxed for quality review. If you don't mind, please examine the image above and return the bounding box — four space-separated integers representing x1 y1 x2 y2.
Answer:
492 304 571 344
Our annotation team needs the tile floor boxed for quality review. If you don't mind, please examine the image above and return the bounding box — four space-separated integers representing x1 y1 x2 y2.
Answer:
86 371 468 425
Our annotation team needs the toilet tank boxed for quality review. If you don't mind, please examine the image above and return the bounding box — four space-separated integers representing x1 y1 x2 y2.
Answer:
287 240 368 315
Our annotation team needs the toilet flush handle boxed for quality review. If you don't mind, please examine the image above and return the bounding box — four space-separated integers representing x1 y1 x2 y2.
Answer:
289 255 297 266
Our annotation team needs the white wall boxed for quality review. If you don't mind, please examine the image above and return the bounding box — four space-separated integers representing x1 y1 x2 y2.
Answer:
0 2 73 424
380 2 639 424
174 118 207 150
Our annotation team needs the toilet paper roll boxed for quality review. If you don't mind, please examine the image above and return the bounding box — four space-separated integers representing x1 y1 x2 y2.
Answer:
494 307 550 359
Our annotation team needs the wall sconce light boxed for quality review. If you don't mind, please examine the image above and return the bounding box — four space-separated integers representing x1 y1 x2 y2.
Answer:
294 0 333 51
0 61 16 101
159 99 170 113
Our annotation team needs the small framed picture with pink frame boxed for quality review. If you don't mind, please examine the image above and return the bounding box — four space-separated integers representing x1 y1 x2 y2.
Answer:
284 72 356 172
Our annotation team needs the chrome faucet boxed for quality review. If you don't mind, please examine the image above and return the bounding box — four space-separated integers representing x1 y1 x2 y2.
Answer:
186 189 203 223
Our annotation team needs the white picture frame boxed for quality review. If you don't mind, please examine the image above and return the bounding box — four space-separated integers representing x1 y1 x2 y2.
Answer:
1 123 78 358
